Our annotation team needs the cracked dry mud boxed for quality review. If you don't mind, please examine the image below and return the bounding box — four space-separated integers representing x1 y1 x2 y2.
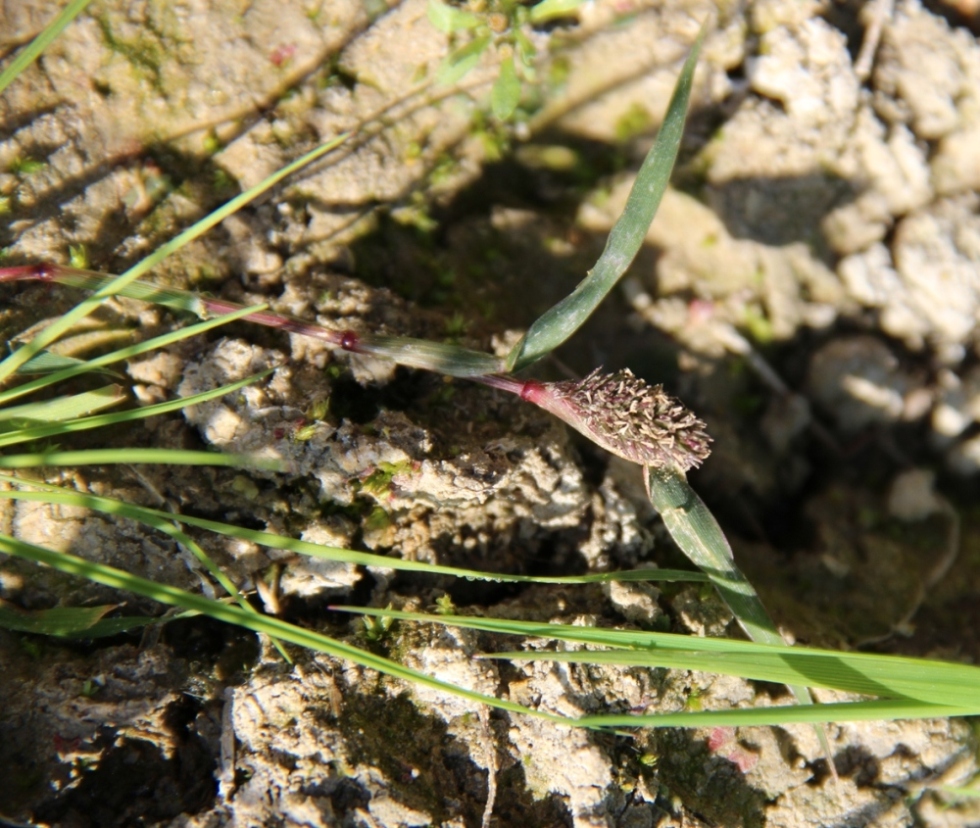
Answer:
2 1 980 826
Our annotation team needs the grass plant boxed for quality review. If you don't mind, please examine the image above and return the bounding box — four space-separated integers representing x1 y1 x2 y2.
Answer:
0 5 977 817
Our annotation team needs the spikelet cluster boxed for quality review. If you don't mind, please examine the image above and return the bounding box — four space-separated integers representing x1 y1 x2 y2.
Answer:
547 368 712 471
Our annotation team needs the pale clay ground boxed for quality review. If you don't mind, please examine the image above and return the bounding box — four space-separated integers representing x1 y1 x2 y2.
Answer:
2 1 980 826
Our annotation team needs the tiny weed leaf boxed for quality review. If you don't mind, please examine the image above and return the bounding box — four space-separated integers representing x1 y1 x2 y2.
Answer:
529 0 586 25
491 55 521 120
427 0 482 33
437 34 491 86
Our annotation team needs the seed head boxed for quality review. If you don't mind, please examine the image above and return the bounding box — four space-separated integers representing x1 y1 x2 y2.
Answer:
537 368 712 471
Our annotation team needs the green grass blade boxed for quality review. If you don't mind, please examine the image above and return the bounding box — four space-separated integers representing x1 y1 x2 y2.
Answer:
0 532 565 725
0 371 269 449
506 28 703 371
15 351 115 376
0 131 347 386
493 650 980 708
340 608 980 710
0 304 268 407
0 0 94 96
645 466 825 753
0 448 282 471
0 483 705 587
0 385 125 428
575 699 975 729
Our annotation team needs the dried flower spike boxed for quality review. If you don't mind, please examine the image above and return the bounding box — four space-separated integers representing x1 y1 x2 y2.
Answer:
513 368 712 472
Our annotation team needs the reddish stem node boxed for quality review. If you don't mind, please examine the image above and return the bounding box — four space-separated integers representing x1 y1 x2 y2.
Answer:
31 262 59 281
339 330 360 351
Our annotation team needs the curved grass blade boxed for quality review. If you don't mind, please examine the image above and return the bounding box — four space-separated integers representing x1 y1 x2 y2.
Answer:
0 448 283 471
0 532 566 725
506 27 704 371
0 304 269 407
0 482 706 587
645 463 827 765
0 371 269 449
0 132 348 386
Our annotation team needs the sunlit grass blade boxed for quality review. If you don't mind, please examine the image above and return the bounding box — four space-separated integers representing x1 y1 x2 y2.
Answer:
506 27 704 371
0 533 567 725
0 303 269 407
0 448 283 471
575 699 974 728
0 385 125 429
0 0 94 95
493 650 980 708
0 371 269 449
339 607 980 711
0 133 347 386
0 482 706 587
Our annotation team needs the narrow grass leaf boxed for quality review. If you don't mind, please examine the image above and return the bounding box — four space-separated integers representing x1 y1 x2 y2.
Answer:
0 0 94 95
0 304 269 407
15 350 117 377
493 650 980 709
0 131 346 385
0 533 567 725
575 699 975 729
0 448 283 471
507 28 703 371
0 372 270 449
0 385 125 428
0 483 705 588
645 466 834 762
341 607 980 711
64 614 164 638
646 466 783 646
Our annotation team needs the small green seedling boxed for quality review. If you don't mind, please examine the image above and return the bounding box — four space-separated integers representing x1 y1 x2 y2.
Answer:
427 0 586 120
